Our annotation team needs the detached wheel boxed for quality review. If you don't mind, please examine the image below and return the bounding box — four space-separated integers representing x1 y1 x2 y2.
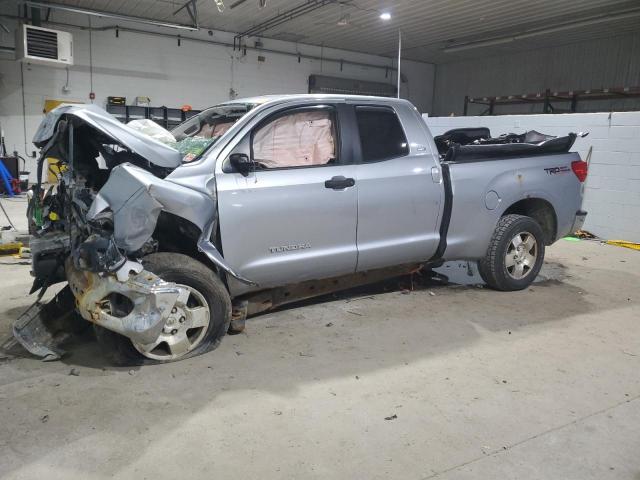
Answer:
478 214 545 291
95 253 231 366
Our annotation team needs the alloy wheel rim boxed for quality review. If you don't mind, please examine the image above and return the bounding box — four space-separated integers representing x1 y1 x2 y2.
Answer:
132 284 210 361
505 231 537 280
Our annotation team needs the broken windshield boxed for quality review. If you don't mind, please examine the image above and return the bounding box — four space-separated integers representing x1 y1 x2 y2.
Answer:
170 103 255 162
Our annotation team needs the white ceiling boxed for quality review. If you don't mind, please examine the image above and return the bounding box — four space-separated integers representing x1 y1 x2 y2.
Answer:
18 0 640 63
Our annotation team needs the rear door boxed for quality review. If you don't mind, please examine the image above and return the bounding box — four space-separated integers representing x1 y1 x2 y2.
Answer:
350 103 443 271
215 103 358 290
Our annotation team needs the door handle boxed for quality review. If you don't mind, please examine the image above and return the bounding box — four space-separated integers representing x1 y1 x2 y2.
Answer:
325 176 355 190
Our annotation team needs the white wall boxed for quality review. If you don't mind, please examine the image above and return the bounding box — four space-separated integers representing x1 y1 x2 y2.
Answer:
424 112 640 242
0 13 435 179
433 32 640 116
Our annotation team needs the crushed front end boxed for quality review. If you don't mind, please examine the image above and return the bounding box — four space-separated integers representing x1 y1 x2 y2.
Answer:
15 105 198 359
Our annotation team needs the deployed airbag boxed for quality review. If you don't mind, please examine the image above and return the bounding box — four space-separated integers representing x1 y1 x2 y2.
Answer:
253 111 335 168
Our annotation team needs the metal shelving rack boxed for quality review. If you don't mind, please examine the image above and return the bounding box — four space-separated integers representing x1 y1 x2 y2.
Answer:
106 105 201 129
463 86 640 115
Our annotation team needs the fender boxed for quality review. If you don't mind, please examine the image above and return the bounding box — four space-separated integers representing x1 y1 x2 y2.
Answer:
88 163 257 286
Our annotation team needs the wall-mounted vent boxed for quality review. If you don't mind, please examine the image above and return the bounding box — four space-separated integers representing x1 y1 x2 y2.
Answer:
16 25 73 66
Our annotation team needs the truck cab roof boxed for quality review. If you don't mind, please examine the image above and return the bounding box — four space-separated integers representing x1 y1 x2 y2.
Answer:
223 94 415 109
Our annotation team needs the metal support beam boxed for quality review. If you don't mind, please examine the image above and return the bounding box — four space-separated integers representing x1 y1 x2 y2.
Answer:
570 94 578 113
230 0 250 9
543 89 551 114
0 14 400 75
234 0 335 48
31 5 41 26
173 0 199 29
19 0 198 31
396 30 402 98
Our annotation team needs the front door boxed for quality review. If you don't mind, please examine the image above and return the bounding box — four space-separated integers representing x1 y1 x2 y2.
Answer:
216 104 358 292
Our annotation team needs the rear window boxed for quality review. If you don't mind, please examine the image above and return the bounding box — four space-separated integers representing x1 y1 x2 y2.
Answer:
355 106 409 162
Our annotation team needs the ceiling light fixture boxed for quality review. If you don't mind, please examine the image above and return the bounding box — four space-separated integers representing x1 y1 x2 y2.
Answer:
380 12 391 21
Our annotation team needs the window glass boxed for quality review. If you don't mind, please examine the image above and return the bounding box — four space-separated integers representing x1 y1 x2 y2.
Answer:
355 107 409 162
171 103 255 162
252 109 337 169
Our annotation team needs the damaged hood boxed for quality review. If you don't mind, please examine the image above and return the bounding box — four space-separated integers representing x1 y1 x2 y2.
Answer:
33 104 182 168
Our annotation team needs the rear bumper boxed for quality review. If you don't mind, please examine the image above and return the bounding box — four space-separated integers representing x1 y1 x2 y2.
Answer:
570 210 588 234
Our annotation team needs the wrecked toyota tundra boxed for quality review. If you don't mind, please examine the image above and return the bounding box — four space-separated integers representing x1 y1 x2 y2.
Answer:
16 95 588 365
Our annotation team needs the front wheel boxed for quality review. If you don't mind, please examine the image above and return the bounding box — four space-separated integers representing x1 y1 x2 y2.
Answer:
95 253 231 366
478 214 545 291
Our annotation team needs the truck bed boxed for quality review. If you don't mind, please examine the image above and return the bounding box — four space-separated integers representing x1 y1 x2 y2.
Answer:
434 128 579 163
441 150 583 260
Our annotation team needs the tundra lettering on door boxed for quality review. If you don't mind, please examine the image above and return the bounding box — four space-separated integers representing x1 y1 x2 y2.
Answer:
269 243 312 254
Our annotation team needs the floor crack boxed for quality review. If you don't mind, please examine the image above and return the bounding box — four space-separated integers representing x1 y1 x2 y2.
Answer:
421 393 640 479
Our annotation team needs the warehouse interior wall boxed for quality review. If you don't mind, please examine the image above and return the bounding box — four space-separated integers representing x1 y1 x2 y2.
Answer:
0 12 435 179
425 112 640 242
433 32 640 116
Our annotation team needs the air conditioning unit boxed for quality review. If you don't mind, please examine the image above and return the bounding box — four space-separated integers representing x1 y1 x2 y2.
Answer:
16 24 73 66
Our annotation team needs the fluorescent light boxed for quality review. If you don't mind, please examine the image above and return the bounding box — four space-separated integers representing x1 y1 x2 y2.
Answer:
380 12 391 21
444 37 515 53
443 7 640 53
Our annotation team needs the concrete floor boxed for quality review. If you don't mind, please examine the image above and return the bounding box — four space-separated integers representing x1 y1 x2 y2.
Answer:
1 195 639 479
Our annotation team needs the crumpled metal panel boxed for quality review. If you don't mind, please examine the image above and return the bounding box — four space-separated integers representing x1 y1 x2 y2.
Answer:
11 286 86 361
88 163 211 252
32 104 182 168
66 259 183 345
198 241 256 285
88 163 257 285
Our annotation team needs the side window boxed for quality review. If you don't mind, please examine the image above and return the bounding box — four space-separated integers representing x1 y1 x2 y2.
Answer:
355 106 409 162
252 108 338 169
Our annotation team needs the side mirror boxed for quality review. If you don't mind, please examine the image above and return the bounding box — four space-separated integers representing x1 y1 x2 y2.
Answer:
229 153 253 177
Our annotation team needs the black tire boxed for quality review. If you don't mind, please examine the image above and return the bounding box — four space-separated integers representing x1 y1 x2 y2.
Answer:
477 214 545 291
95 253 231 366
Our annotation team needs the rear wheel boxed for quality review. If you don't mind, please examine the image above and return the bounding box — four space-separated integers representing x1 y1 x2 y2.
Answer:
95 253 231 366
478 214 545 291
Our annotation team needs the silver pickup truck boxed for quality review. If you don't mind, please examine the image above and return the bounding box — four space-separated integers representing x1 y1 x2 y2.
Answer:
17 95 587 365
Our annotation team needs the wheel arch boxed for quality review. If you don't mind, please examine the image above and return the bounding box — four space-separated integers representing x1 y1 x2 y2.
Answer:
501 198 557 245
151 211 256 287
153 212 212 264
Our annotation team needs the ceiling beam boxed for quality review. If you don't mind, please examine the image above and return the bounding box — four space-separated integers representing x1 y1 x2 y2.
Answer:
234 0 336 45
230 0 251 9
173 0 199 29
19 0 199 31
443 6 640 53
